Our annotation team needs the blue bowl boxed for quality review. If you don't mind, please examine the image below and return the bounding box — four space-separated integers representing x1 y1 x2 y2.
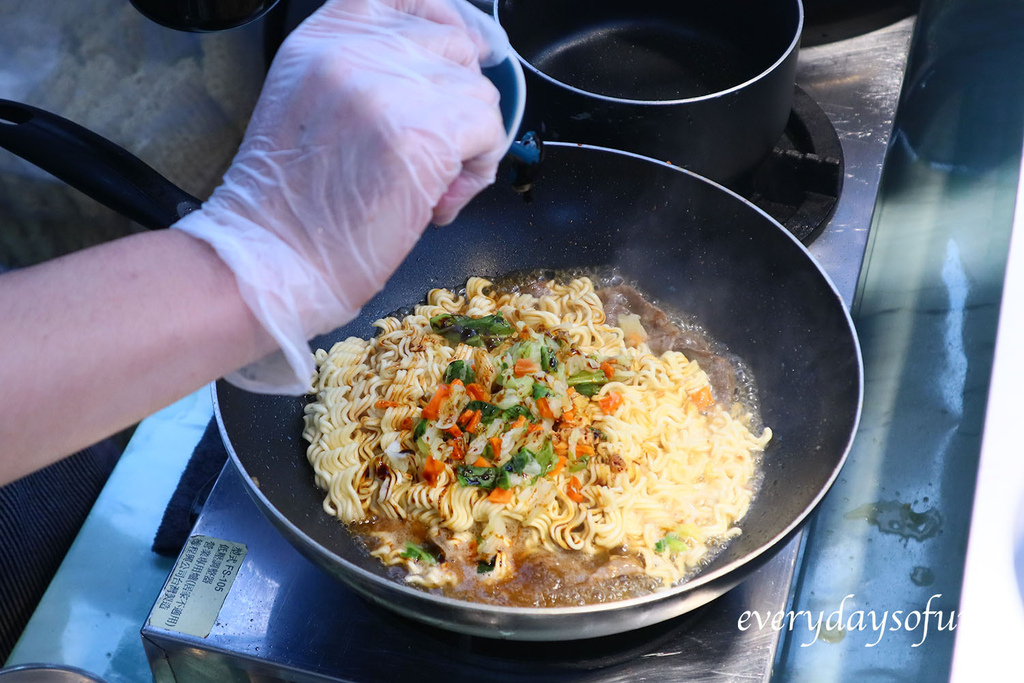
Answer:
482 55 527 150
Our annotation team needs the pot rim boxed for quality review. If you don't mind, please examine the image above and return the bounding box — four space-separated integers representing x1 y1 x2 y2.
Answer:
493 0 805 106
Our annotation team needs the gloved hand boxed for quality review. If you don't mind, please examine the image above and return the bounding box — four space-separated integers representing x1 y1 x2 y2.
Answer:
173 0 510 394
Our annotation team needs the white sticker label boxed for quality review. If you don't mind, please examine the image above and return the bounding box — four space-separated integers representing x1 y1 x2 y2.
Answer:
148 535 247 638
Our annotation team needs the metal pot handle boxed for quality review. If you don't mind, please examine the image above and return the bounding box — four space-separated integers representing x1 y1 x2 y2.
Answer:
0 98 201 230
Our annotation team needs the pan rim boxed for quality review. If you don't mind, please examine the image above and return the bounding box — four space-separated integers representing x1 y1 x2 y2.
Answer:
215 140 862 628
493 0 805 107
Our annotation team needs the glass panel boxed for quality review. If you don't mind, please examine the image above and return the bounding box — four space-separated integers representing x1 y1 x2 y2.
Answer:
777 0 1024 678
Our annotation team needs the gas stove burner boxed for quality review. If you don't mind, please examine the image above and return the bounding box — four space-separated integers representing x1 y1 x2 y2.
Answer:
730 85 844 245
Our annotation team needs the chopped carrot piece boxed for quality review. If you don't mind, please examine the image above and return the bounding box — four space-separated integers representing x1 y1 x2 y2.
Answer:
536 397 555 419
512 414 528 429
465 383 488 401
626 332 646 347
562 408 576 422
487 488 514 504
566 476 584 503
400 417 415 430
465 410 483 434
548 454 567 477
689 385 715 409
421 384 451 420
473 456 492 468
451 439 465 460
445 424 463 438
576 443 595 456
375 399 401 409
566 386 578 399
527 422 544 435
488 437 502 461
457 409 474 427
513 359 540 377
598 391 623 415
422 457 445 487
600 361 616 379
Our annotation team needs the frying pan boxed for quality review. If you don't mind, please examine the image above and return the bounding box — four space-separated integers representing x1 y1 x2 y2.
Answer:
0 107 862 642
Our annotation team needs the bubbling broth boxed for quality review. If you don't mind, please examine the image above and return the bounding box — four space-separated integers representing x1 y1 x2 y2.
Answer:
303 271 770 607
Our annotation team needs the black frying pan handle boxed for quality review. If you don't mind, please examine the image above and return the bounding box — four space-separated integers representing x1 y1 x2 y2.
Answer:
0 99 202 230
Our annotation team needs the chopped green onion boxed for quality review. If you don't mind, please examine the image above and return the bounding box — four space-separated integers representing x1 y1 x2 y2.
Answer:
477 558 496 574
569 455 590 473
400 542 437 564
654 532 688 554
413 418 428 440
568 370 609 387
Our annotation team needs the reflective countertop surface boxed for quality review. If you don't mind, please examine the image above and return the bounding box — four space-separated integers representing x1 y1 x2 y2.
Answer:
778 0 1024 679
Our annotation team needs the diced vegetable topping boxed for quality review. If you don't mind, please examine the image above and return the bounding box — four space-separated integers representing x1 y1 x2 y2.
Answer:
464 400 503 423
567 370 609 397
598 391 623 415
422 457 445 486
569 455 589 473
465 383 488 401
430 313 514 348
503 405 535 424
689 385 715 409
400 542 438 564
443 359 476 385
487 437 502 461
487 488 513 504
405 316 628 503
654 532 688 554
513 358 540 377
566 476 585 503
536 396 555 419
422 384 451 420
550 455 568 477
456 464 510 490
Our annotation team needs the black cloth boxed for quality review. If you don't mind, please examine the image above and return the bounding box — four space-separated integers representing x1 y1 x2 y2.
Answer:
151 418 227 557
0 440 122 662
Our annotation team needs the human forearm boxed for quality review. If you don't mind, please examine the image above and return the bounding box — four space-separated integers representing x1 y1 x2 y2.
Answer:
0 229 276 485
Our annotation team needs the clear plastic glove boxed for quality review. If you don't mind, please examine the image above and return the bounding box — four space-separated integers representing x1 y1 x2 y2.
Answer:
173 0 510 394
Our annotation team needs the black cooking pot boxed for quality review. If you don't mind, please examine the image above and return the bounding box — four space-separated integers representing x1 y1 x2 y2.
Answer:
0 101 861 640
496 0 803 183
129 0 280 32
